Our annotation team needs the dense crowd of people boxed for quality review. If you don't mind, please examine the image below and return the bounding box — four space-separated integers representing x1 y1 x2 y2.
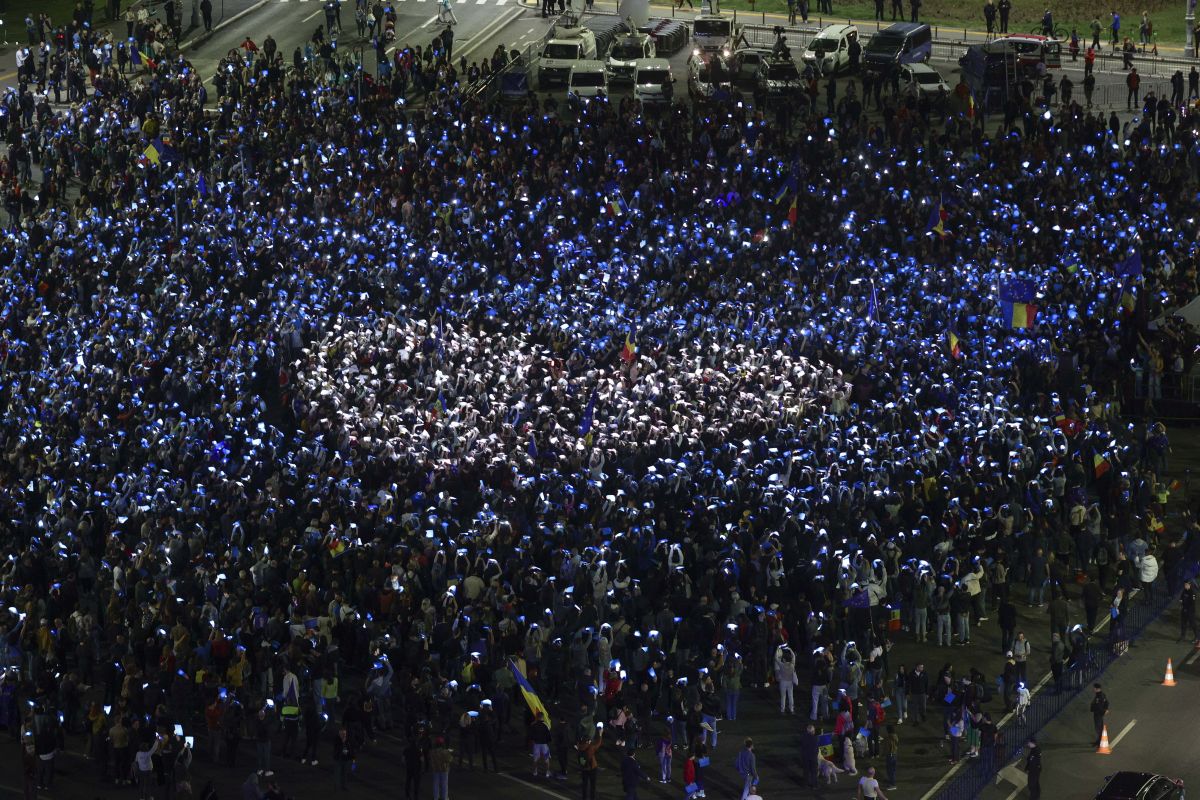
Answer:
1 2 1200 800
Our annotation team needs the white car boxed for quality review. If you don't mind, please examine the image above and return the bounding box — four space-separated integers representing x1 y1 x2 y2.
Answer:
633 58 674 105
801 23 859 76
900 63 949 98
731 47 773 84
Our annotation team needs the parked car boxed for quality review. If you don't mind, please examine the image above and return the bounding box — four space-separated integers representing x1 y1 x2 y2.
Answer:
755 56 802 103
863 22 932 70
687 53 733 103
567 60 608 104
731 47 773 84
899 62 949 98
801 23 859 76
633 58 674 105
1095 772 1185 800
983 34 1062 69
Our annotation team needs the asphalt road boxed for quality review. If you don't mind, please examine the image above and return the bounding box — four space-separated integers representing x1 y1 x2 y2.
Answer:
979 610 1200 800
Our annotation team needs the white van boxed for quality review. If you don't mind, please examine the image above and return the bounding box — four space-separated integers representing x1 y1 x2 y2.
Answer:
802 23 859 76
632 58 674 105
567 60 609 102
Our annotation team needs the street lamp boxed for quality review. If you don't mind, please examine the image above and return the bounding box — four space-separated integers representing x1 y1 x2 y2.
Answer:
1189 0 1197 56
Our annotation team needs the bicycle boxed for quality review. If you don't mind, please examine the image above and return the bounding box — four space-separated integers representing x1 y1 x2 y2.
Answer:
1029 22 1068 39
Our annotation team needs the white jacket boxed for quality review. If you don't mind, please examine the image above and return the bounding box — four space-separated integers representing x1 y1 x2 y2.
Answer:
1138 554 1159 584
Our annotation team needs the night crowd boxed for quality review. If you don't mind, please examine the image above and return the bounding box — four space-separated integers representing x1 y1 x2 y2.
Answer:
1 3 1200 800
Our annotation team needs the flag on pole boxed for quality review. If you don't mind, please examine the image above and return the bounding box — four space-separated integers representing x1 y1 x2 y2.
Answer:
787 195 798 226
1119 282 1137 315
1000 301 1038 329
509 659 551 727
1093 453 1111 478
132 46 158 70
999 277 1037 303
620 331 637 364
927 196 949 238
772 168 799 204
1114 251 1143 278
603 183 628 217
947 331 962 360
579 389 598 436
144 139 165 166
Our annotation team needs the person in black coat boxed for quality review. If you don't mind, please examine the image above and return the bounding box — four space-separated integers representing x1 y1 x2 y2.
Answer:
1025 737 1042 800
1179 580 1198 642
403 739 423 800
799 723 819 788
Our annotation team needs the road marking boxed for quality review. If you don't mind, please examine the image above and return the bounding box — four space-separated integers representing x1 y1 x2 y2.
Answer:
420 14 440 26
1184 647 1200 666
1109 719 1137 750
303 6 325 19
496 774 571 800
526 25 535 31
458 5 523 58
1004 786 1023 800
918 670 1052 800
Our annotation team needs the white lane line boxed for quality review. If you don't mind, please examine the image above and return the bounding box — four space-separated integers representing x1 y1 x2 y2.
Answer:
1184 646 1200 666
526 25 535 31
1004 786 1022 800
496 774 571 800
457 6 522 58
918 670 1052 800
420 14 440 26
1109 719 1137 750
303 6 325 19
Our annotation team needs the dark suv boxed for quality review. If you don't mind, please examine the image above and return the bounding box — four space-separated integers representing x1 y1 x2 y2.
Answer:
1096 772 1185 800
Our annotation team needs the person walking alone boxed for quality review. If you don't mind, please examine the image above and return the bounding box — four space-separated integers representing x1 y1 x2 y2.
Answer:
857 765 889 800
735 738 759 800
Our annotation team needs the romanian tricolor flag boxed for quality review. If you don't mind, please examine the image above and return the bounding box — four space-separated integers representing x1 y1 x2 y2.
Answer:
509 659 551 728
1093 453 1111 478
1000 301 1038 329
620 331 637 364
947 331 962 360
1119 284 1136 315
927 196 949 238
787 195 798 226
328 538 348 558
144 139 164 166
133 46 158 70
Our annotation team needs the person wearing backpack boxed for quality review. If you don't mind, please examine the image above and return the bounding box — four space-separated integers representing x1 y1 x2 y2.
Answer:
735 738 759 800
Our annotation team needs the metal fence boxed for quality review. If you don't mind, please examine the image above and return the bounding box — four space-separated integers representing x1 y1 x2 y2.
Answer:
581 1 1200 78
931 560 1199 800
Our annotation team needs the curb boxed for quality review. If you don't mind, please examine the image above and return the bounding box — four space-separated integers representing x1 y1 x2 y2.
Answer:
179 0 273 51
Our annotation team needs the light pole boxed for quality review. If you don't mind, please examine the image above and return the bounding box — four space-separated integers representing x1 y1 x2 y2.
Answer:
1190 0 1197 56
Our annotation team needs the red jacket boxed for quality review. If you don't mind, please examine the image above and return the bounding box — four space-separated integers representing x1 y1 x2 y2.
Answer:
683 757 696 785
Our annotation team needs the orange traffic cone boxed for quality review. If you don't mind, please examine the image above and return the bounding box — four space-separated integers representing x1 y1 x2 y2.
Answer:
1164 658 1177 686
1097 724 1112 754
